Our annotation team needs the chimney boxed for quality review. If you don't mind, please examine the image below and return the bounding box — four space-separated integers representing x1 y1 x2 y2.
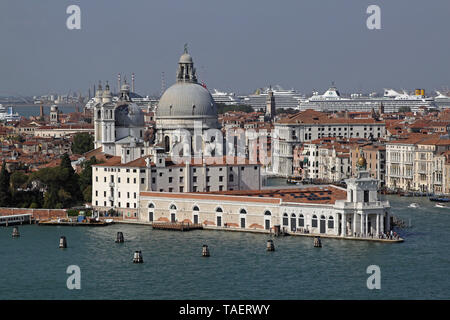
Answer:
131 73 135 93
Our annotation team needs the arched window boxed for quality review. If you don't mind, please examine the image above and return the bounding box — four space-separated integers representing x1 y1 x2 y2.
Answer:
239 209 247 214
312 215 318 228
192 105 196 115
283 213 288 226
298 214 304 227
216 207 223 213
291 213 296 217
193 206 199 211
264 211 271 216
148 203 155 208
320 215 326 220
328 216 334 229
170 204 177 210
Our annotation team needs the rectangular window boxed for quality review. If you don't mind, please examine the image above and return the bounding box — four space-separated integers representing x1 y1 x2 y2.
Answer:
141 178 145 184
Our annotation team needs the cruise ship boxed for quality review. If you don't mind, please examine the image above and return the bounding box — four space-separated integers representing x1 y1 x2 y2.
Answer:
299 85 437 113
241 85 305 111
210 89 243 105
434 91 450 109
0 104 20 122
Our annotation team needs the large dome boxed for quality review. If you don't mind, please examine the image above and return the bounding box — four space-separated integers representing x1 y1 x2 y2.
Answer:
157 82 217 119
115 103 145 127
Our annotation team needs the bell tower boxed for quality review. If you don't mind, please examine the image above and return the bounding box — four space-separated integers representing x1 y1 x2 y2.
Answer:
94 81 104 149
265 86 276 120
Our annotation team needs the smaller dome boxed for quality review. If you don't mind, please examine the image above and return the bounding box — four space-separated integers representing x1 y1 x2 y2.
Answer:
179 53 193 64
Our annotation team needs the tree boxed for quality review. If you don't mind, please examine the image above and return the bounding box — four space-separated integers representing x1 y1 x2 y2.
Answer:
71 132 94 154
10 171 29 192
0 161 11 207
83 185 92 203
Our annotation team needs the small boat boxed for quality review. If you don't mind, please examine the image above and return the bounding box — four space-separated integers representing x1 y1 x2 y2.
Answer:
408 203 419 208
435 203 447 208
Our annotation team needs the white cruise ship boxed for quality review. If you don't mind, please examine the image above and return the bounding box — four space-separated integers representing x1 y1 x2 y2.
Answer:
434 91 450 109
241 85 305 111
0 105 20 122
299 85 436 113
210 89 243 105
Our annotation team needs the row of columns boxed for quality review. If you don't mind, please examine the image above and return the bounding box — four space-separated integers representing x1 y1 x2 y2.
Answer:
341 212 389 237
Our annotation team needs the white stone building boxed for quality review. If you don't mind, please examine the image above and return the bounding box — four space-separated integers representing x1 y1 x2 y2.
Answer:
135 170 393 240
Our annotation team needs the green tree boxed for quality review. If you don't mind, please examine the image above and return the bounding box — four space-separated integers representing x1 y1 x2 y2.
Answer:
79 156 98 192
10 171 29 192
83 185 92 203
0 161 11 207
71 133 94 154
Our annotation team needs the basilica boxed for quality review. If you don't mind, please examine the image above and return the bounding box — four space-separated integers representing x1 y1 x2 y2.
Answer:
93 47 220 161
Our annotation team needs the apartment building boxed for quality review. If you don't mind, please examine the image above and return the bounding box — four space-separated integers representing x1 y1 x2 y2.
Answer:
273 109 386 176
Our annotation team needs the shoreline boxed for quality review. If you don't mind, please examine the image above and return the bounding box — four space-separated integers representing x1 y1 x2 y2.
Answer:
112 220 404 243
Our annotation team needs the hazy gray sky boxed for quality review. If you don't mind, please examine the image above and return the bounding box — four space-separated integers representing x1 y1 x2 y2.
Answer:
1 0 449 96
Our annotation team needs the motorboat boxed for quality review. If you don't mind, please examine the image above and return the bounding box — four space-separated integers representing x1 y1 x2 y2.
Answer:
408 203 419 208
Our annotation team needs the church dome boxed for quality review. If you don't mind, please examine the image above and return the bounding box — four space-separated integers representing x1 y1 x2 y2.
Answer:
157 83 217 118
115 103 145 127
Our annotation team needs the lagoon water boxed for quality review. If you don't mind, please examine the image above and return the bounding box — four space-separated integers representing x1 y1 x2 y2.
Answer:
11 105 77 118
0 196 449 300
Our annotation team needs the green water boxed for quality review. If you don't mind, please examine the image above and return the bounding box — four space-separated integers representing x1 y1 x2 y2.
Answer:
0 196 449 300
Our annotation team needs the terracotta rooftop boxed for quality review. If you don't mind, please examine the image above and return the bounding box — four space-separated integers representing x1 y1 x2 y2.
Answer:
140 185 346 205
276 109 383 125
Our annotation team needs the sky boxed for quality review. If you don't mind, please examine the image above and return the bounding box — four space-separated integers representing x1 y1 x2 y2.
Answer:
0 0 449 97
